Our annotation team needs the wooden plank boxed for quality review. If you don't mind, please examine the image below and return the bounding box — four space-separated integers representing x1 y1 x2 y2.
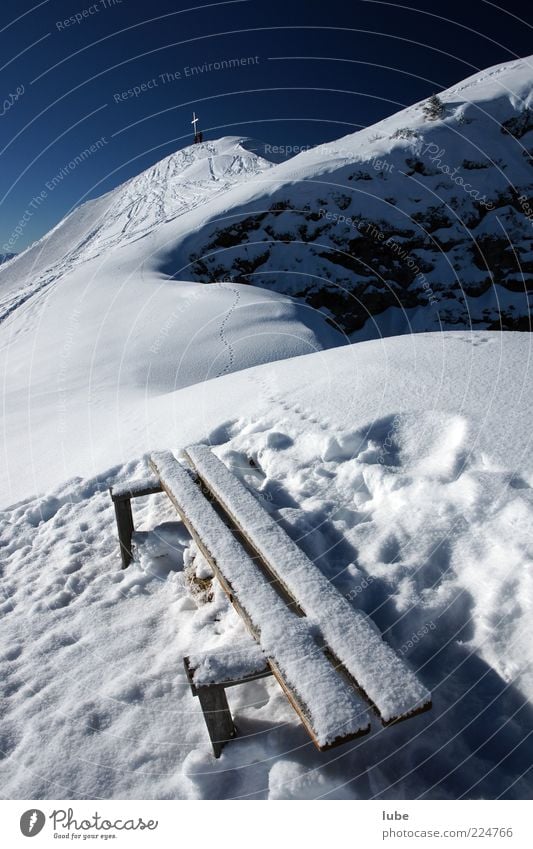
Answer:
195 685 236 758
184 648 271 691
112 496 135 569
150 452 370 750
109 475 162 568
110 481 162 502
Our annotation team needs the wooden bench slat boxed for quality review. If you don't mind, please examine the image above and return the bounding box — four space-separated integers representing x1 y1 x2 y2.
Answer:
186 642 270 688
110 474 162 501
184 444 431 725
150 450 370 750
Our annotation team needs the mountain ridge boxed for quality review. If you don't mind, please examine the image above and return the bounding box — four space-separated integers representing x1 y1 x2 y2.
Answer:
176 54 533 336
1 55 533 337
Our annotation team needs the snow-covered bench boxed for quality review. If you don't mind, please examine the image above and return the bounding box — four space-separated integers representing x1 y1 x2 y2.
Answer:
110 448 431 756
184 444 432 728
149 450 371 753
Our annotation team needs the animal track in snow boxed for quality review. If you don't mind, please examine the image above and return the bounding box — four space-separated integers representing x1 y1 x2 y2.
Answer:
251 373 332 438
216 283 240 378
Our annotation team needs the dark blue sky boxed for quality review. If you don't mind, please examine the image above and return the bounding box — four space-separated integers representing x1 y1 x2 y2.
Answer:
1 0 532 251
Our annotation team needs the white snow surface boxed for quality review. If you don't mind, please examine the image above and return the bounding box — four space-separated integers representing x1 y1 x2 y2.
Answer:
1 330 533 798
0 269 342 509
0 136 345 507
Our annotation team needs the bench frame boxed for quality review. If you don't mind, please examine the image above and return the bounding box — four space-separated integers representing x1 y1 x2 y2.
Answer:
110 481 162 568
184 658 272 757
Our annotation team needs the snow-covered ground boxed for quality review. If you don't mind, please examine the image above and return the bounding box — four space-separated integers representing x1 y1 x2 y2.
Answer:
2 331 533 799
1 54 533 801
171 56 533 335
0 139 349 507
0 261 342 507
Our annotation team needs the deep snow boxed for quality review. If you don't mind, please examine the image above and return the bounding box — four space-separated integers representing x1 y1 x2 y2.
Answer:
169 56 533 336
0 266 342 508
1 55 533 802
1 331 533 799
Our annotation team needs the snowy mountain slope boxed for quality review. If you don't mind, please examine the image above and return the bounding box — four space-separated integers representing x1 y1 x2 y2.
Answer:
3 58 533 342
0 137 275 324
0 260 342 507
167 56 533 337
1 331 533 799
0 143 348 508
1 55 532 803
0 252 16 266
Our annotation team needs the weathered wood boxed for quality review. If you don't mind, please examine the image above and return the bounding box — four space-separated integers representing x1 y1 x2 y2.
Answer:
195 685 236 758
184 656 272 756
109 476 163 567
112 496 135 569
184 445 432 727
150 452 370 751
110 482 162 502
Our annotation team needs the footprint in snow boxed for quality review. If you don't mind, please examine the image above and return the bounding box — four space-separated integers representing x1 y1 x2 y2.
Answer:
2 644 23 662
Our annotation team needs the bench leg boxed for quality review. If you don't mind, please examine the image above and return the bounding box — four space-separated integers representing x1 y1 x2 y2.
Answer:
113 497 134 569
196 685 236 758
